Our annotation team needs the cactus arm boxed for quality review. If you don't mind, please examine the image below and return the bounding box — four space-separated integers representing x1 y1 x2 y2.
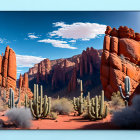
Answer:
48 97 51 114
95 96 98 119
104 106 108 118
25 94 28 108
12 89 14 108
40 85 43 114
100 90 104 117
43 95 48 116
80 80 83 94
29 100 41 119
88 103 96 120
125 76 130 95
119 85 126 99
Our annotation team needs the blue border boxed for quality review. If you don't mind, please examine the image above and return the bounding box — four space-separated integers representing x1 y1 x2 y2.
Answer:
0 0 140 11
0 0 140 140
0 130 140 140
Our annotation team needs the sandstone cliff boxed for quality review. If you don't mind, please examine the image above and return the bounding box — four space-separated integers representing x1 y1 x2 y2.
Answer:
0 46 33 102
0 46 17 89
101 26 140 99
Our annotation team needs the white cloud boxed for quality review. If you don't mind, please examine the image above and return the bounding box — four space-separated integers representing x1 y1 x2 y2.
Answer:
0 38 8 44
37 39 77 49
16 54 45 67
69 40 76 43
50 22 106 41
27 33 40 39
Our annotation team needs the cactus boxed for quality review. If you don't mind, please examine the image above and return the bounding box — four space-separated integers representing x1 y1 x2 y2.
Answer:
73 80 85 115
8 88 20 108
29 84 51 119
24 94 29 108
119 76 130 106
87 91 108 120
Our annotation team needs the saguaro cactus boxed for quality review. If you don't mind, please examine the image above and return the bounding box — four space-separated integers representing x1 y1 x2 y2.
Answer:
8 88 20 108
29 84 51 119
73 80 86 115
87 91 108 120
119 76 130 106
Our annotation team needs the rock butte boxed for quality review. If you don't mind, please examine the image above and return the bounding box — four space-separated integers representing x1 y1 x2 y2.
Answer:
19 73 33 100
0 46 17 89
0 46 33 101
101 26 140 99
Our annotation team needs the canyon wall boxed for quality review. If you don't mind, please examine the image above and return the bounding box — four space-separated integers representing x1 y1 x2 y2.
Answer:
101 26 140 99
27 47 102 96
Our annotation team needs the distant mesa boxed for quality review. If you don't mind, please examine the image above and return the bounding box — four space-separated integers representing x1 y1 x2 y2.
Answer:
101 26 140 99
26 47 102 97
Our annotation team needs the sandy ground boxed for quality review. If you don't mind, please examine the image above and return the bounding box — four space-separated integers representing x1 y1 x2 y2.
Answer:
0 111 119 130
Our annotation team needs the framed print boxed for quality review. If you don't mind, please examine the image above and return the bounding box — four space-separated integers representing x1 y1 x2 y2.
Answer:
0 11 140 130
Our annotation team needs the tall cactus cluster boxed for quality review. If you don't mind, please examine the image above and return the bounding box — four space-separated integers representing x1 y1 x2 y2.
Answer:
73 80 108 120
119 76 130 106
8 88 20 108
29 84 51 119
87 91 108 120
73 80 87 115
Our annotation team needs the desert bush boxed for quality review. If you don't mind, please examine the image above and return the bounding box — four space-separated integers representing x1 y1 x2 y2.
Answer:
51 98 74 115
5 107 33 128
112 95 140 129
109 91 125 113
49 112 58 120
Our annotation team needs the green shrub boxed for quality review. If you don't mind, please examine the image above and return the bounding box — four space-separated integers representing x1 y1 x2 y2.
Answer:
51 98 74 115
110 91 125 113
49 112 58 120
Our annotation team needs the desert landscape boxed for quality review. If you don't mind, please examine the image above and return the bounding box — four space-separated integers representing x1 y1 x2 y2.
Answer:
0 12 140 130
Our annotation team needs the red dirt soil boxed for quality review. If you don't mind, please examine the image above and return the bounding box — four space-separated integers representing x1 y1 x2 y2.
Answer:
0 112 119 130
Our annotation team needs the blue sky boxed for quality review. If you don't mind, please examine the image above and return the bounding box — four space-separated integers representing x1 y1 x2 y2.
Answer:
0 11 140 78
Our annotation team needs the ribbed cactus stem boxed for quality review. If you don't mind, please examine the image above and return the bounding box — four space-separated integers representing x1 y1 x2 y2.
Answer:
119 76 130 106
48 97 51 114
95 96 98 118
25 94 28 108
34 84 36 101
125 76 130 95
36 84 39 116
80 80 83 94
100 90 104 117
40 85 43 114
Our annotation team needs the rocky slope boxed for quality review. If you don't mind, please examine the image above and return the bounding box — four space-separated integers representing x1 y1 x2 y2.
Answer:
27 47 102 97
101 26 140 99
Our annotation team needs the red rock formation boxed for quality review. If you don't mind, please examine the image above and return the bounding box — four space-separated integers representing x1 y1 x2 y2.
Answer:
68 47 102 92
68 67 77 92
19 74 23 88
18 73 33 99
105 25 138 40
22 73 28 88
0 46 17 89
79 47 102 77
101 26 140 99
27 47 102 93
